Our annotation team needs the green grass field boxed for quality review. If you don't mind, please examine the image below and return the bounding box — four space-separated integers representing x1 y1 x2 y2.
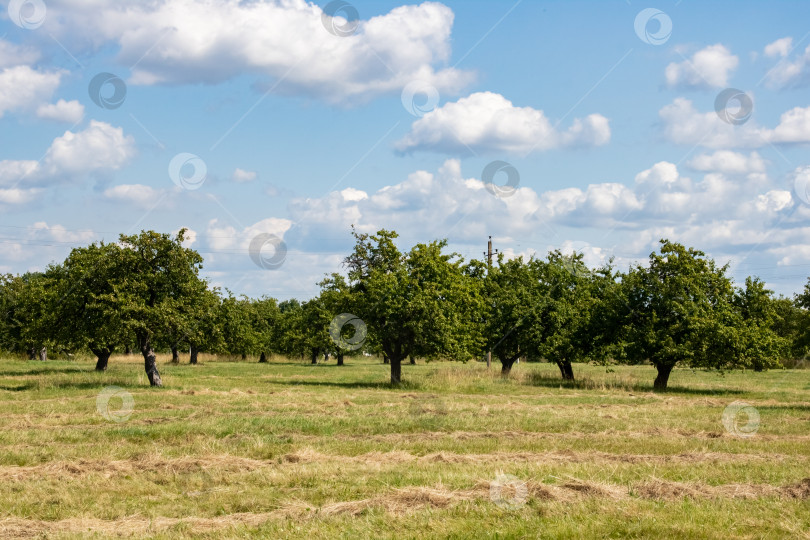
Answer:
0 355 808 539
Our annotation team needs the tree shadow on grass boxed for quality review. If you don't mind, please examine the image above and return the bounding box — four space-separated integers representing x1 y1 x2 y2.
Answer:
525 373 746 396
0 366 94 377
0 380 139 392
268 379 423 391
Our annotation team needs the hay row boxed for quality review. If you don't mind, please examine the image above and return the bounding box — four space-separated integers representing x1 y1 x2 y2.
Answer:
1 478 807 537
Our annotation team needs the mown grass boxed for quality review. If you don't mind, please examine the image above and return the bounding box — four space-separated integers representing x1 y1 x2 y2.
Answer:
0 354 808 539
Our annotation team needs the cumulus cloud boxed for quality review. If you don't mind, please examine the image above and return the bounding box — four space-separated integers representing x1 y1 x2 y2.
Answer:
0 188 42 205
687 151 767 174
762 37 810 89
665 44 738 89
0 222 97 267
104 184 165 207
0 121 136 198
764 37 793 58
36 99 85 123
0 39 40 69
231 168 257 183
207 217 293 253
395 92 610 155
659 98 810 148
0 65 62 118
43 0 473 104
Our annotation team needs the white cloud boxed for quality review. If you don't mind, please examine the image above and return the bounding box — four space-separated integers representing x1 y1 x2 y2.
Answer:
763 37 810 89
665 44 738 89
0 65 62 118
687 151 767 174
769 106 810 143
231 168 257 183
206 217 293 253
764 37 793 58
0 121 136 198
395 92 610 155
36 99 85 123
659 98 810 148
44 0 473 104
104 184 165 207
0 222 97 266
0 188 41 205
0 39 40 69
172 227 198 248
44 121 136 176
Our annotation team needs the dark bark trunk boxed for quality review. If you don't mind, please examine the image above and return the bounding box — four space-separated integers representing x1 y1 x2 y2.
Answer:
190 344 199 365
653 363 674 392
390 356 403 384
409 355 416 365
28 347 36 360
171 346 180 364
384 342 407 385
125 345 132 355
500 354 521 377
39 347 47 362
310 348 318 364
337 352 344 366
259 352 267 363
91 347 113 371
382 353 389 364
556 360 575 380
137 332 162 387
241 353 247 361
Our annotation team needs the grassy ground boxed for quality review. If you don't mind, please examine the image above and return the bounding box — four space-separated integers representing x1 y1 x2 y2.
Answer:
0 354 808 539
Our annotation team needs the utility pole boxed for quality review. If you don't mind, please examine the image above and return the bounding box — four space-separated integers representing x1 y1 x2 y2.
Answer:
484 236 498 369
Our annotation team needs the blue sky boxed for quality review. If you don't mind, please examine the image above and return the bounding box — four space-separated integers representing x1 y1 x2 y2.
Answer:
2 0 810 299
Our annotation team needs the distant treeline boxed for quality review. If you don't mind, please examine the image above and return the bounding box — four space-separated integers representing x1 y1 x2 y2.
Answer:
1 228 807 390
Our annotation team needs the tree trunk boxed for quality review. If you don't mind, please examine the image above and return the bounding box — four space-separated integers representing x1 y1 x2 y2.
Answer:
137 332 162 387
190 344 199 365
241 353 247 361
390 356 403 385
91 348 113 371
501 354 520 377
171 346 180 364
382 353 389 364
39 347 47 362
125 345 132 355
409 355 416 365
337 352 344 366
556 360 575 380
310 348 318 364
28 347 36 360
653 363 674 392
259 352 267 363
